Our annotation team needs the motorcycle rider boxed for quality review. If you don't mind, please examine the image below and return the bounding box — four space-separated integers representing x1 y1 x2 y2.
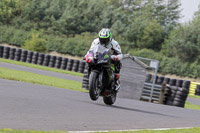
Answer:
86 28 123 92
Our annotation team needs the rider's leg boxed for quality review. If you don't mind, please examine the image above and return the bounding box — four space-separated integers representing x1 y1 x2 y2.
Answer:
114 61 121 92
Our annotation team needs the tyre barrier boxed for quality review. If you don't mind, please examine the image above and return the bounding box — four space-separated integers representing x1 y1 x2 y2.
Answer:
49 56 56 68
145 74 152 83
20 50 28 62
169 79 176 86
163 77 170 84
0 45 4 57
156 76 164 85
43 54 50 66
26 51 33 63
55 56 62 69
14 48 22 61
9 48 16 60
165 85 189 108
32 52 39 64
0 46 86 74
78 61 86 73
3 47 10 59
176 79 183 88
61 58 68 70
67 59 74 71
72 60 80 72
82 68 89 90
195 85 200 96
37 53 44 65
182 80 190 89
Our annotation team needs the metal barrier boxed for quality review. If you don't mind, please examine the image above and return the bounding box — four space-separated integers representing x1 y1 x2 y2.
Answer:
141 82 162 102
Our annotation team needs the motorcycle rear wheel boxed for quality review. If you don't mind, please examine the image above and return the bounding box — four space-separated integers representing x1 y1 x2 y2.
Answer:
89 71 101 101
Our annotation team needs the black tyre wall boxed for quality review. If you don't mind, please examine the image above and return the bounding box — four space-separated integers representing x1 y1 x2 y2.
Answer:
182 80 191 89
145 74 152 83
55 56 62 69
61 58 68 70
3 47 10 59
0 45 4 57
43 54 50 66
195 85 200 96
9 48 16 60
26 51 33 63
14 49 22 61
49 56 56 68
20 50 28 62
163 77 170 84
38 53 44 65
78 61 86 73
156 76 164 85
67 59 74 71
169 79 176 86
72 60 80 72
32 52 39 64
176 80 183 87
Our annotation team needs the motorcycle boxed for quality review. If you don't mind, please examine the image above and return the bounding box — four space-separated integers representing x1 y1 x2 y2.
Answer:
85 44 117 105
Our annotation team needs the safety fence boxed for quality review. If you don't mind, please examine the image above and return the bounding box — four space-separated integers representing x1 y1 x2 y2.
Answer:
0 45 86 73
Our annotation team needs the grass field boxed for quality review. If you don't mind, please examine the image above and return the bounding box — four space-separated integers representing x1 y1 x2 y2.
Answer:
0 58 83 77
1 127 200 133
0 67 86 92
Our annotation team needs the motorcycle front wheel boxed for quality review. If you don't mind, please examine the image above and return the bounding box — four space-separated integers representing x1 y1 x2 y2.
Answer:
89 71 101 101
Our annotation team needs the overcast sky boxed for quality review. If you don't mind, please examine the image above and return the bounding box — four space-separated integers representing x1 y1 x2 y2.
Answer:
180 0 200 23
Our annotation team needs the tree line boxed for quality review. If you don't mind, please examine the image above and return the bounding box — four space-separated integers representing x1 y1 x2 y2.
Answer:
0 0 199 78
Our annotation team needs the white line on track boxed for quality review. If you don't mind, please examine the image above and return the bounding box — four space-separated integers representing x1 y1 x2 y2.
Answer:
68 127 193 133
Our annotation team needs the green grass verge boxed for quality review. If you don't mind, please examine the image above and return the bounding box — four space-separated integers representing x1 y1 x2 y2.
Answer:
185 102 200 111
1 128 200 133
0 58 83 77
0 67 87 92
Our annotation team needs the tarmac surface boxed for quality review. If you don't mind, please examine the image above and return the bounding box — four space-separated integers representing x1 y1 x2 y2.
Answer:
0 62 200 131
1 78 200 131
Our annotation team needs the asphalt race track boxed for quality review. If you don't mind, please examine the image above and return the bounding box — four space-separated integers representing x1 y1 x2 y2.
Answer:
0 63 200 131
1 79 200 131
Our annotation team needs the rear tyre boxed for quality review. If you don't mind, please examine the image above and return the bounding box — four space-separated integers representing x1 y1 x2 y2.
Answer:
89 72 100 101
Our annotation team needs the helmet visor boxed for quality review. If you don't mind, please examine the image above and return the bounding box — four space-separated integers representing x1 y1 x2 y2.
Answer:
99 37 110 45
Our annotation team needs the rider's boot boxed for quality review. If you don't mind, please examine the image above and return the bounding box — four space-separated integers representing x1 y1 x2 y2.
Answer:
114 74 120 92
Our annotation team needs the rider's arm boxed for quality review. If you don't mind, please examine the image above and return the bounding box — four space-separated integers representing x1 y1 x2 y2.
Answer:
110 40 123 61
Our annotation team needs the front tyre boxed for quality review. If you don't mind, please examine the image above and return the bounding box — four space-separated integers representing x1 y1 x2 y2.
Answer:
89 71 100 101
103 92 117 105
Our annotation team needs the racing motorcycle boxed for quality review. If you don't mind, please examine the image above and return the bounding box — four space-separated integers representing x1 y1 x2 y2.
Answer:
85 45 117 105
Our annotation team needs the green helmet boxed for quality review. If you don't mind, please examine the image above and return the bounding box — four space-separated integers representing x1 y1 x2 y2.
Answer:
99 28 112 45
